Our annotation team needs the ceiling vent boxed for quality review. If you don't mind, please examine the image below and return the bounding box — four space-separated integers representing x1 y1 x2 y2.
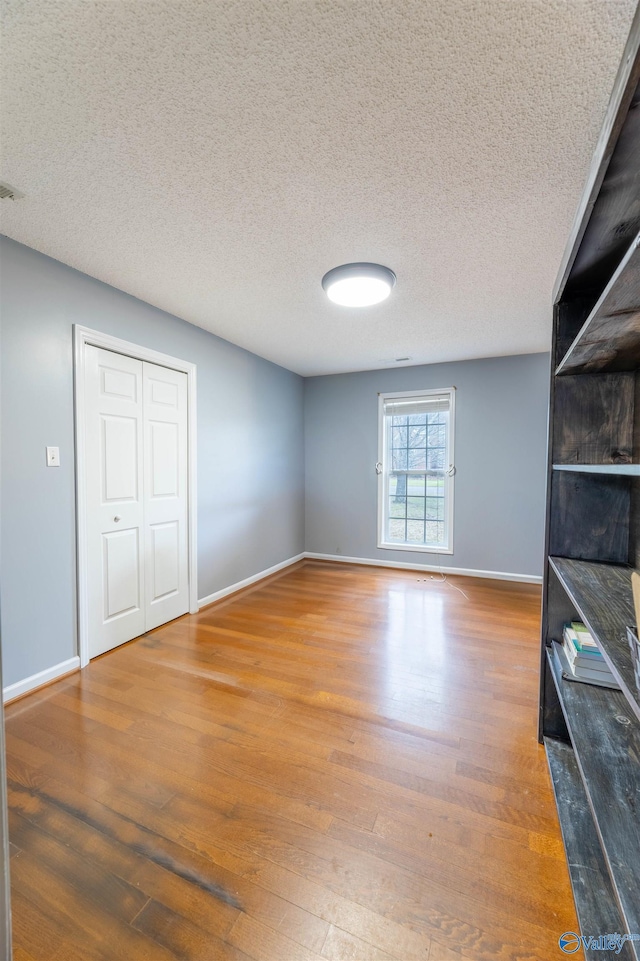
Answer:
0 181 24 200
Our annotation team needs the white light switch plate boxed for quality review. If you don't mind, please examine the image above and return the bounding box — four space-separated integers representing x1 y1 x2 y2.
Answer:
46 446 60 467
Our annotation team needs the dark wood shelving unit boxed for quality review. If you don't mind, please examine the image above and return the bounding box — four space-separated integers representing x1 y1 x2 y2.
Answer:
549 558 640 722
553 464 640 475
540 3 640 947
557 233 640 376
544 738 635 960
547 644 640 956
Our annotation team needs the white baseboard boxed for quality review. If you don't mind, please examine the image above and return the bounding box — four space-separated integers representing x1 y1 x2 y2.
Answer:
3 656 81 704
303 552 543 584
198 553 306 608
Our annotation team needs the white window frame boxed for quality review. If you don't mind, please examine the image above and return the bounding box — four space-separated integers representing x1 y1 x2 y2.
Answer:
377 387 456 554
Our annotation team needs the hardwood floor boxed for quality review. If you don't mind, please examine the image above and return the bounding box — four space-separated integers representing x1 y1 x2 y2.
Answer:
5 561 578 961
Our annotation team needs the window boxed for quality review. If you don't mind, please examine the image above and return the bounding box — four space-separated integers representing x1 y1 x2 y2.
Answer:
377 388 455 553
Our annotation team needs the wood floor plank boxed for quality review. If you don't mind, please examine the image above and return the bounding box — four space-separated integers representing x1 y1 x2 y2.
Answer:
10 845 175 961
428 940 467 960
8 806 149 925
321 924 398 961
226 912 326 961
326 749 558 834
13 949 38 961
327 819 573 927
10 888 64 961
132 898 252 961
240 859 433 961
5 561 575 961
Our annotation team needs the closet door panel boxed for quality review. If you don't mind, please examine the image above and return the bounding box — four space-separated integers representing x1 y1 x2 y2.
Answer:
85 346 146 657
143 362 189 629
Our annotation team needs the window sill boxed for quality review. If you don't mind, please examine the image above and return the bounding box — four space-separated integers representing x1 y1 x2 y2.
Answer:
378 541 453 555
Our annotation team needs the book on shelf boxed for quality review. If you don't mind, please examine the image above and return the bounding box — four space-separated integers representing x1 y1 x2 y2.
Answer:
563 639 608 671
552 641 620 690
565 622 600 654
562 625 608 674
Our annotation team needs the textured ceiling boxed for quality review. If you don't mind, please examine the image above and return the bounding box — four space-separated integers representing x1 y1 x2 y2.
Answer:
1 0 637 375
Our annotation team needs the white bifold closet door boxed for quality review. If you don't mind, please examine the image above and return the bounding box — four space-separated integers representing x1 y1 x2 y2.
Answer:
85 345 189 659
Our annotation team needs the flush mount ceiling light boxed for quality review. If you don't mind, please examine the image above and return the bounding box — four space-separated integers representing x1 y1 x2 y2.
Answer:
321 262 396 307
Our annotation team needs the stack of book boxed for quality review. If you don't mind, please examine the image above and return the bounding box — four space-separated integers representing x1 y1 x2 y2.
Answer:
560 622 619 689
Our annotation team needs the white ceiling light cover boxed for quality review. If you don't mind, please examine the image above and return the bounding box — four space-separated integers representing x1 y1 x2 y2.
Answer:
322 263 397 307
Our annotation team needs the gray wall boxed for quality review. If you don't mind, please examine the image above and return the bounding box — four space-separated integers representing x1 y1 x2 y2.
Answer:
0 236 304 688
304 354 549 578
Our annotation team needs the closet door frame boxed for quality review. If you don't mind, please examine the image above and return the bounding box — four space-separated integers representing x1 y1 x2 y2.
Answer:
74 325 198 668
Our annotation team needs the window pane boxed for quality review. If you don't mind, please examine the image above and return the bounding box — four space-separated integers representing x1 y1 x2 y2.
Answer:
406 520 425 542
392 426 407 449
389 494 406 518
391 450 408 470
407 496 425 519
428 424 445 447
388 518 406 541
408 448 426 469
426 475 444 496
425 496 440 519
425 521 445 545
407 474 425 496
408 424 426 447
427 448 445 470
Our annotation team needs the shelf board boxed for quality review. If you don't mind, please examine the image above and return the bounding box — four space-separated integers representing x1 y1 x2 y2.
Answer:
549 557 640 723
544 737 635 959
553 464 640 475
556 231 640 375
547 646 640 958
